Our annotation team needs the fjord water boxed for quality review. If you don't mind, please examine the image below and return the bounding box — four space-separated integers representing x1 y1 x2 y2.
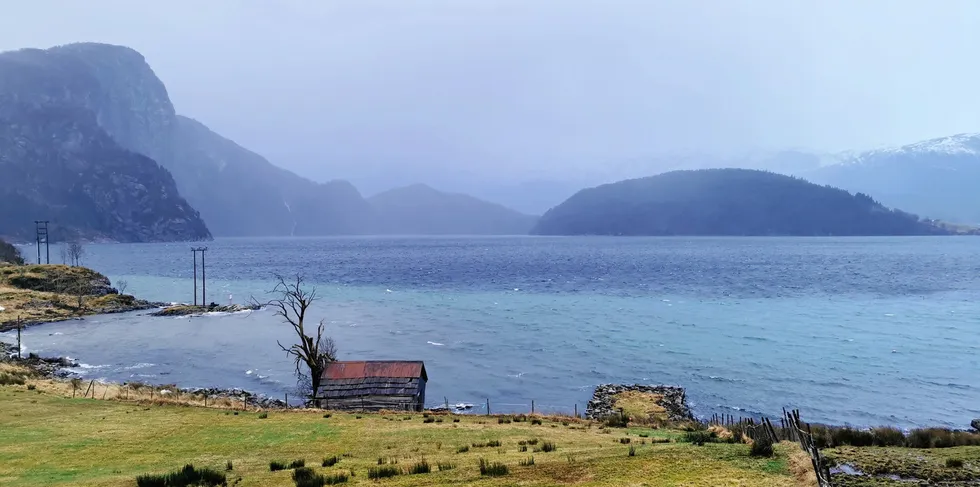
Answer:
3 237 978 428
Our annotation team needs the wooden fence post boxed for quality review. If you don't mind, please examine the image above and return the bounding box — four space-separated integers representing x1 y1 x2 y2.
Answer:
486 398 490 416
574 404 578 418
531 400 535 414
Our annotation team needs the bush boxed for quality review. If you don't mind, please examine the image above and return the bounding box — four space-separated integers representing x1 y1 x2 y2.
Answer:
453 418 460 423
26 384 36 391
628 445 636 457
519 445 528 452
322 456 339 467
437 462 455 471
684 431 717 446
603 414 629 428
377 457 397 465
834 427 875 447
456 445 470 454
226 461 233 471
136 464 226 487
750 437 775 458
487 440 502 447
293 467 316 482
619 438 631 444
323 472 349 485
270 461 287 472
498 417 512 424
423 417 435 424
519 456 535 466
540 441 557 453
288 459 306 469
479 458 508 476
258 412 268 419
526 438 539 445
531 418 543 425
946 458 964 468
323 414 331 419
408 460 431 474
872 426 906 447
367 466 400 479
908 429 935 449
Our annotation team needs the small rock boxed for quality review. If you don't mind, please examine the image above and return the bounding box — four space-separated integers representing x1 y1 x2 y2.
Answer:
971 418 980 433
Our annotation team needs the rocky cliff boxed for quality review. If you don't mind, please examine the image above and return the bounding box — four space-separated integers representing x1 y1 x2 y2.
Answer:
0 45 210 242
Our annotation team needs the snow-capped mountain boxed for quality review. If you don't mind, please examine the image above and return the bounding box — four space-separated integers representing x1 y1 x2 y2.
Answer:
802 133 980 224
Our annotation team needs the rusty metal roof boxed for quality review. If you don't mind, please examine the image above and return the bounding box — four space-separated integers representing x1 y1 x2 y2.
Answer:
323 361 427 381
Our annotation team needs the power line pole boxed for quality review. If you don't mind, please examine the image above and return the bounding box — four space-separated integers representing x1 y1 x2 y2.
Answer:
34 221 49 264
191 247 208 306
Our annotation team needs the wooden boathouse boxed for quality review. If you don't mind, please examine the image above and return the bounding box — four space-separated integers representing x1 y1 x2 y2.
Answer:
317 361 427 411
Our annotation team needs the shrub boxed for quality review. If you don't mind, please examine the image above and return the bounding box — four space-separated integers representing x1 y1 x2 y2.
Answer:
437 462 455 471
323 472 349 485
26 384 36 391
479 458 508 476
562 421 569 426
136 464 226 487
498 417 512 424
322 456 339 467
354 416 362 420
833 427 875 447
519 445 528 452
270 461 287 471
226 461 233 471
638 433 649 438
871 426 906 447
514 414 528 422
423 417 435 424
403 416 412 420
367 466 400 479
684 431 717 446
288 459 306 469
293 467 316 482
408 460 431 474
946 458 964 468
531 418 543 425
376 457 397 465
472 442 486 448
456 445 470 453
323 414 331 419
526 438 539 446
258 412 268 419
603 414 629 428
519 456 535 466
435 418 443 423
619 438 631 444
750 436 775 458
628 445 636 457
487 440 502 448
453 418 460 423
540 441 557 453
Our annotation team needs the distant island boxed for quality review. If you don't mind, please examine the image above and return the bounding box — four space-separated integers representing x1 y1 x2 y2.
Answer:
532 169 969 236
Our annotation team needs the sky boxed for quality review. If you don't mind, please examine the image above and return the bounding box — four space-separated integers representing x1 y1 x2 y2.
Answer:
2 0 980 195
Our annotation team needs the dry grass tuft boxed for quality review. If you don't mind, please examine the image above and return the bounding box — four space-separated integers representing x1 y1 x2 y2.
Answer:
785 442 818 487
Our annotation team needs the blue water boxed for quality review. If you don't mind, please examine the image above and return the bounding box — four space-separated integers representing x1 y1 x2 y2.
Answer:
3 236 979 428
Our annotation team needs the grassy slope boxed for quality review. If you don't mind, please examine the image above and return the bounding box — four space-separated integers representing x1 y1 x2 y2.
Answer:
0 264 140 329
0 380 801 487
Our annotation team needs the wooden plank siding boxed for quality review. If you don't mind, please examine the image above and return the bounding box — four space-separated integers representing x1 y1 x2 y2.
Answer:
316 361 427 411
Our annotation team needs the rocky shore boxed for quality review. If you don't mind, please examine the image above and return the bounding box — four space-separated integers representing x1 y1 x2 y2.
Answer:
586 383 694 422
150 303 260 317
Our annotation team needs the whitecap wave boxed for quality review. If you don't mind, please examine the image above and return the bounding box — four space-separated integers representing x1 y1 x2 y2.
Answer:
124 363 155 370
427 341 444 346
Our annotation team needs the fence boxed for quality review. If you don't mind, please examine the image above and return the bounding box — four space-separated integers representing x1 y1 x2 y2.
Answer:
708 409 832 487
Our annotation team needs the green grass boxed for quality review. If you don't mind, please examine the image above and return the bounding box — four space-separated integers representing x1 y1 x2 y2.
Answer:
0 383 804 486
826 445 980 485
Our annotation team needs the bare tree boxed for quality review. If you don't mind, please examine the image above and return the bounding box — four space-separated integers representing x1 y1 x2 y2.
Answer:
64 241 85 267
116 279 129 295
253 274 337 403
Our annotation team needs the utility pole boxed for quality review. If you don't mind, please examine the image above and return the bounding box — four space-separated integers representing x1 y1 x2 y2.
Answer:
34 221 49 264
191 247 208 306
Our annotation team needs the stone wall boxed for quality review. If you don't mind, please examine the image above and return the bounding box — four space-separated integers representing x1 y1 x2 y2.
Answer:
586 383 694 422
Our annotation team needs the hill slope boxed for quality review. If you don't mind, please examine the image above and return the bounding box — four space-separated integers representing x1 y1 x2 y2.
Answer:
0 45 211 243
803 133 980 224
369 184 537 235
532 169 953 236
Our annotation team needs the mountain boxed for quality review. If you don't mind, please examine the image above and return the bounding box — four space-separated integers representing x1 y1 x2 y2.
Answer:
0 48 210 242
803 133 980 224
369 184 537 235
532 169 957 236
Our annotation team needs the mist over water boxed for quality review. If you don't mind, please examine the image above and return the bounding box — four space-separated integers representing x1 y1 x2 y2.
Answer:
3 236 979 428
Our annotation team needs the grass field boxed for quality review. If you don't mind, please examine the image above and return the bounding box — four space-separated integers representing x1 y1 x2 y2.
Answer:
0 375 808 487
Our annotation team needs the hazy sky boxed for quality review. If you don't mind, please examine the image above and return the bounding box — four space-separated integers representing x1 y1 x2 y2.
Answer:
2 0 980 190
